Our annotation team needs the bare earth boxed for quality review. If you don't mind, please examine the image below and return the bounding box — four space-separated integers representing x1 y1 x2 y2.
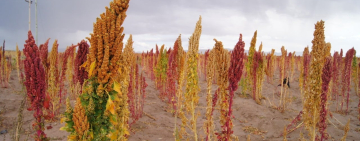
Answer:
1 69 360 141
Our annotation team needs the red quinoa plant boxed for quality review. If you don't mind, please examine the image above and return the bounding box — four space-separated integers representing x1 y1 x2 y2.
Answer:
139 71 148 120
166 39 179 112
128 64 148 126
334 50 343 111
252 51 263 104
223 34 245 140
59 45 77 102
331 51 340 99
39 39 50 74
148 49 155 80
74 40 89 86
23 31 52 141
318 57 332 141
341 48 355 113
154 45 159 81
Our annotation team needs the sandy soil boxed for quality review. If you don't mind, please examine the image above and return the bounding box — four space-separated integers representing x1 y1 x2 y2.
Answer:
1 69 360 141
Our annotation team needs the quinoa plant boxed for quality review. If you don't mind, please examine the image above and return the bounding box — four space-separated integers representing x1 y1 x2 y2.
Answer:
204 49 215 141
302 20 330 140
184 16 202 141
62 0 131 140
212 39 230 140
224 34 245 140
23 31 51 141
341 48 355 113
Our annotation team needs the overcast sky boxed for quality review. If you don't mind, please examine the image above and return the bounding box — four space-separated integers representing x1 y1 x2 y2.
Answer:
0 0 359 56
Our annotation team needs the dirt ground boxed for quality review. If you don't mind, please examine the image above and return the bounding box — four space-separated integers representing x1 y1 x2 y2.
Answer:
1 68 360 141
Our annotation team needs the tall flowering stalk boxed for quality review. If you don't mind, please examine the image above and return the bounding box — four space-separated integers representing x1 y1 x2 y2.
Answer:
59 45 77 103
39 38 50 75
154 45 160 86
23 31 51 141
252 51 263 104
125 35 142 126
15 44 24 83
166 39 179 112
333 50 343 111
66 45 76 95
115 34 134 140
137 71 147 122
331 51 340 99
147 49 155 80
299 47 310 100
74 40 89 89
212 39 230 140
265 49 275 84
352 50 358 97
279 46 287 111
224 34 245 140
204 49 215 141
128 63 148 126
184 16 202 141
255 43 265 105
155 45 168 100
127 50 136 123
47 40 60 118
318 57 332 141
173 35 188 140
302 20 328 140
176 36 185 84
245 31 257 96
341 48 355 113
6 55 11 82
1 40 10 88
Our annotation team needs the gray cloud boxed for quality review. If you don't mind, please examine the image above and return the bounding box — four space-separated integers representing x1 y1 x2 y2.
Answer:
0 0 359 56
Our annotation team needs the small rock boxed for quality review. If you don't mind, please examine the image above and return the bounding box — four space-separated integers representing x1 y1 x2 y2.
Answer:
0 130 7 134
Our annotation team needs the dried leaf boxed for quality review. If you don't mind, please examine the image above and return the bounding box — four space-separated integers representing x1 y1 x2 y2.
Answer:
88 61 96 77
114 81 121 95
106 97 115 115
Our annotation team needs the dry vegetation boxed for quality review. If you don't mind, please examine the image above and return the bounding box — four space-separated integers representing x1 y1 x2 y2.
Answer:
0 0 360 141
